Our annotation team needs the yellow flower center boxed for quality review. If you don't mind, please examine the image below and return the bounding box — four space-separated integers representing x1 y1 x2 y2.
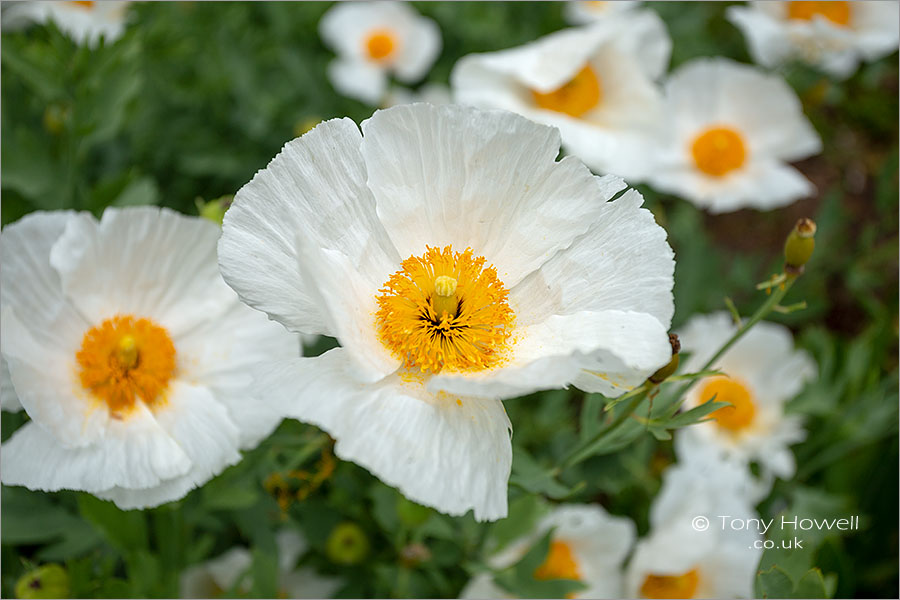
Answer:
76 315 176 418
68 1 95 8
534 540 582 581
531 65 603 118
640 569 700 599
788 1 851 26
365 29 397 61
375 246 514 374
690 126 747 177
700 376 756 432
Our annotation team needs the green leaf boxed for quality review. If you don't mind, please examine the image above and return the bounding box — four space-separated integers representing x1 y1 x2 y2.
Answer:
794 569 830 598
756 565 795 599
77 494 149 553
488 494 548 553
493 529 587 599
509 447 572 499
1 488 83 545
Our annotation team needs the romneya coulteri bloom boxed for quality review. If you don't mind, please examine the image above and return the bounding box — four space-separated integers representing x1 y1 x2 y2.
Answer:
642 57 822 213
625 460 762 599
218 103 676 521
451 10 670 179
319 1 442 105
675 312 817 489
460 504 635 599
564 0 643 25
0 208 298 508
1 1 130 46
727 1 900 79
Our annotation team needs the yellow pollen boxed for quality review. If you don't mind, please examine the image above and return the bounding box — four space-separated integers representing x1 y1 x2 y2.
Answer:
690 126 747 177
531 64 603 118
76 315 176 418
640 569 700 599
700 376 756 432
375 246 514 374
534 540 582 582
788 1 851 26
365 29 397 61
68 0 95 7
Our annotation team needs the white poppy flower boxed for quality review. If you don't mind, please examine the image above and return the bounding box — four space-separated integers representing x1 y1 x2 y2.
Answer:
643 57 822 213
1 1 129 46
218 103 675 521
564 0 643 25
0 208 298 509
625 461 762 599
675 312 817 487
460 504 636 599
319 1 442 105
1 347 20 412
180 529 340 599
727 1 900 79
451 12 670 179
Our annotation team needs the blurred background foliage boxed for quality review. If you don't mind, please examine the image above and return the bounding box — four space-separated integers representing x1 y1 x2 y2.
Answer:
1 1 897 599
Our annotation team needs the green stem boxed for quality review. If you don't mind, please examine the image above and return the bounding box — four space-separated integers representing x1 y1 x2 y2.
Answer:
560 387 649 469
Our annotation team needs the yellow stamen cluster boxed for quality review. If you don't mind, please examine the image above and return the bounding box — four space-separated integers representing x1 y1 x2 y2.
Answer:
76 315 175 418
640 569 700 599
375 246 514 374
532 64 603 118
788 1 851 26
365 29 397 61
700 376 757 432
534 540 582 581
690 126 747 177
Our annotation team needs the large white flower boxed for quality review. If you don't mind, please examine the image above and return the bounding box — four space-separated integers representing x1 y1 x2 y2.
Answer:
218 103 675 521
0 208 298 509
319 1 442 105
625 461 762 599
461 504 636 599
643 57 822 213
1 1 130 46
676 312 817 488
180 529 340 599
564 1 643 26
727 1 900 79
451 12 670 179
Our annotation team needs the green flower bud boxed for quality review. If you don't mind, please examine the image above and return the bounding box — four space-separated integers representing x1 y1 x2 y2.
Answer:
43 104 70 135
326 522 369 565
195 195 233 226
649 334 680 384
15 564 69 599
784 218 816 273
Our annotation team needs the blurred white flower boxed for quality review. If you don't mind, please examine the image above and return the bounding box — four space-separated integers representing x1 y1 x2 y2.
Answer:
460 504 636 599
728 1 900 79
1 1 129 46
180 529 340 599
382 82 452 108
218 103 675 521
0 208 297 509
452 12 670 179
625 461 762 599
675 312 817 488
319 1 442 104
564 0 643 25
643 57 822 213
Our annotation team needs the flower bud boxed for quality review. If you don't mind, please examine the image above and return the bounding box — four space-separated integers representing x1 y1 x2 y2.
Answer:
195 195 233 226
649 334 680 384
15 564 69 599
784 218 816 273
326 522 369 565
43 103 70 135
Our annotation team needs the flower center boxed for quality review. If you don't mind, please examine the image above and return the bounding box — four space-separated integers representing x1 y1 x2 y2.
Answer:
787 1 851 26
690 126 747 177
365 29 397 61
76 315 176 417
531 65 603 118
700 376 756 432
375 246 514 374
640 569 700 599
68 1 95 8
534 540 582 581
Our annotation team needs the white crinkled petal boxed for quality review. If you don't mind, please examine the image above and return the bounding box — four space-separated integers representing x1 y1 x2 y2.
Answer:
219 118 400 337
361 103 626 287
97 381 242 509
0 404 190 493
257 348 513 521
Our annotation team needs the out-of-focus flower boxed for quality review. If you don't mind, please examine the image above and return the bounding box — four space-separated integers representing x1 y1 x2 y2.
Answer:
319 1 441 104
564 0 643 25
218 103 675 521
643 57 822 213
625 461 762 599
180 529 340 599
727 1 900 79
452 13 670 179
1 1 130 46
0 208 297 508
461 504 636 599
675 312 817 489
383 82 452 108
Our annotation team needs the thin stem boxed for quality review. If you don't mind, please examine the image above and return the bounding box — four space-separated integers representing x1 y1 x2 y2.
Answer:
560 388 649 469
